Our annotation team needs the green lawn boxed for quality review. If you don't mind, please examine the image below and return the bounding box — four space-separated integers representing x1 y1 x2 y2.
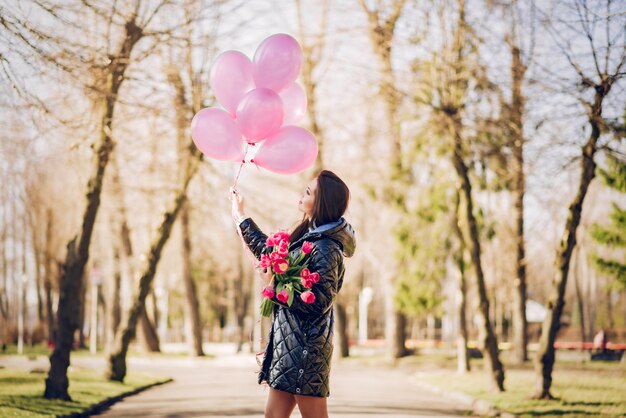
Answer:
420 365 626 418
0 367 171 418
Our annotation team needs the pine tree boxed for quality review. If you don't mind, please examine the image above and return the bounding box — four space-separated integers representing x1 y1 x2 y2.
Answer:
590 154 626 289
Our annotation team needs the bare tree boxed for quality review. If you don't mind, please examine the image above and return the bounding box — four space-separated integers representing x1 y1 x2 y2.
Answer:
358 0 410 359
107 141 204 381
532 0 626 400
107 0 226 379
167 62 205 357
413 0 505 391
295 0 330 173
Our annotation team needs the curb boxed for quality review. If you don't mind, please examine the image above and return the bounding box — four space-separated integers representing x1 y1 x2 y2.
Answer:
412 372 517 418
57 377 174 418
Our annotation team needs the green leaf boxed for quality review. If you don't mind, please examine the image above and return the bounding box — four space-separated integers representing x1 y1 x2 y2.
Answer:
260 299 274 317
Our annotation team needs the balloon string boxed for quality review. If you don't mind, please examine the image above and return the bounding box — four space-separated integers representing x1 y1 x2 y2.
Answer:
232 160 245 192
231 142 268 378
232 143 255 192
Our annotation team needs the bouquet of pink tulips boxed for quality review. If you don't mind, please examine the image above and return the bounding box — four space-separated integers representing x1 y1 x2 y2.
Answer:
259 231 319 317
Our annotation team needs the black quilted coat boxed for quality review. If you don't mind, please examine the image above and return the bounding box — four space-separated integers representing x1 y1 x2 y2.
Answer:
239 217 356 397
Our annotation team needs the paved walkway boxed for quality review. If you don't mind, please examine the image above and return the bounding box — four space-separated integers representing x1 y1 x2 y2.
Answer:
93 355 474 418
1 351 475 417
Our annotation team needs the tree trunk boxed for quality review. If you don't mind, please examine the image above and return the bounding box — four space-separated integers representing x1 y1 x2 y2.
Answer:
29 213 45 325
443 0 504 392
138 305 160 352
181 200 204 356
44 17 143 400
452 124 505 391
44 209 55 343
606 288 614 330
78 279 87 349
359 0 408 359
168 63 205 357
107 143 203 382
44 241 84 400
533 80 610 399
509 37 529 364
109 244 122 350
574 247 586 344
21 215 30 347
453 190 470 373
335 301 350 358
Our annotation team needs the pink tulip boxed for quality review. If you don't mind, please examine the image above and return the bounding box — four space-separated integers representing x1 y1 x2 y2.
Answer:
266 236 276 246
300 291 315 304
274 231 290 242
300 268 310 278
308 272 320 284
270 252 283 262
259 254 272 269
277 289 290 304
276 241 289 257
301 277 313 288
273 259 289 274
262 286 275 299
302 241 313 254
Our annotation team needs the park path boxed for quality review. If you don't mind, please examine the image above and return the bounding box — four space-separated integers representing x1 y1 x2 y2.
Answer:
89 353 475 418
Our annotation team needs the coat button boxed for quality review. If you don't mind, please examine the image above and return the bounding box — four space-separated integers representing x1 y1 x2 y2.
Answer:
302 350 308 355
299 369 304 374
296 388 301 393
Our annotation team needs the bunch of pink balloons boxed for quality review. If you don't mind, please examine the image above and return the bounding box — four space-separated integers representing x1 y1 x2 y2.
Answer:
190 34 318 175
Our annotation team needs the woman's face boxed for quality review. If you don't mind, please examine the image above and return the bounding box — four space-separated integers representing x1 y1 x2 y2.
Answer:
298 178 317 218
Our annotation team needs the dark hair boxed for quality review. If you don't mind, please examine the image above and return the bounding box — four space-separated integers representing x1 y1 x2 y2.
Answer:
289 170 350 244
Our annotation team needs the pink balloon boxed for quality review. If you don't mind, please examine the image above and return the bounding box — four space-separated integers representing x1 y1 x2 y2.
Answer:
253 126 318 174
210 51 255 116
191 108 243 161
253 34 303 92
236 88 284 142
279 82 307 126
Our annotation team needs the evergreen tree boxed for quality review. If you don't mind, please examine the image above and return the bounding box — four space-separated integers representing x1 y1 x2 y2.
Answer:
590 154 626 289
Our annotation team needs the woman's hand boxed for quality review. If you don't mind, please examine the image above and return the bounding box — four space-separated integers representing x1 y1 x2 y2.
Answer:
229 187 245 221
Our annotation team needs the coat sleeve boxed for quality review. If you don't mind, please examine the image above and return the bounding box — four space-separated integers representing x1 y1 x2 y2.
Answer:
273 240 342 317
238 218 270 260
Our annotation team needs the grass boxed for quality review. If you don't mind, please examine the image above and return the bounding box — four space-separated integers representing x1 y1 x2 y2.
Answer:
0 366 170 418
342 351 625 417
419 365 626 418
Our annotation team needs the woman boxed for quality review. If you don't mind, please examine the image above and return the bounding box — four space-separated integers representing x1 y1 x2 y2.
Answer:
230 170 355 418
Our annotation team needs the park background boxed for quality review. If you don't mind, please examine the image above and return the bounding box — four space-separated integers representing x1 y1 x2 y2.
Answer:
0 0 625 417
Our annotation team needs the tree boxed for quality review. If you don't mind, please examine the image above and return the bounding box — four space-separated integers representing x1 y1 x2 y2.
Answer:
167 61 204 356
295 0 330 174
107 142 203 381
358 0 410 359
107 0 224 379
532 0 626 399
495 1 532 364
452 189 471 373
590 154 626 289
413 0 506 391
